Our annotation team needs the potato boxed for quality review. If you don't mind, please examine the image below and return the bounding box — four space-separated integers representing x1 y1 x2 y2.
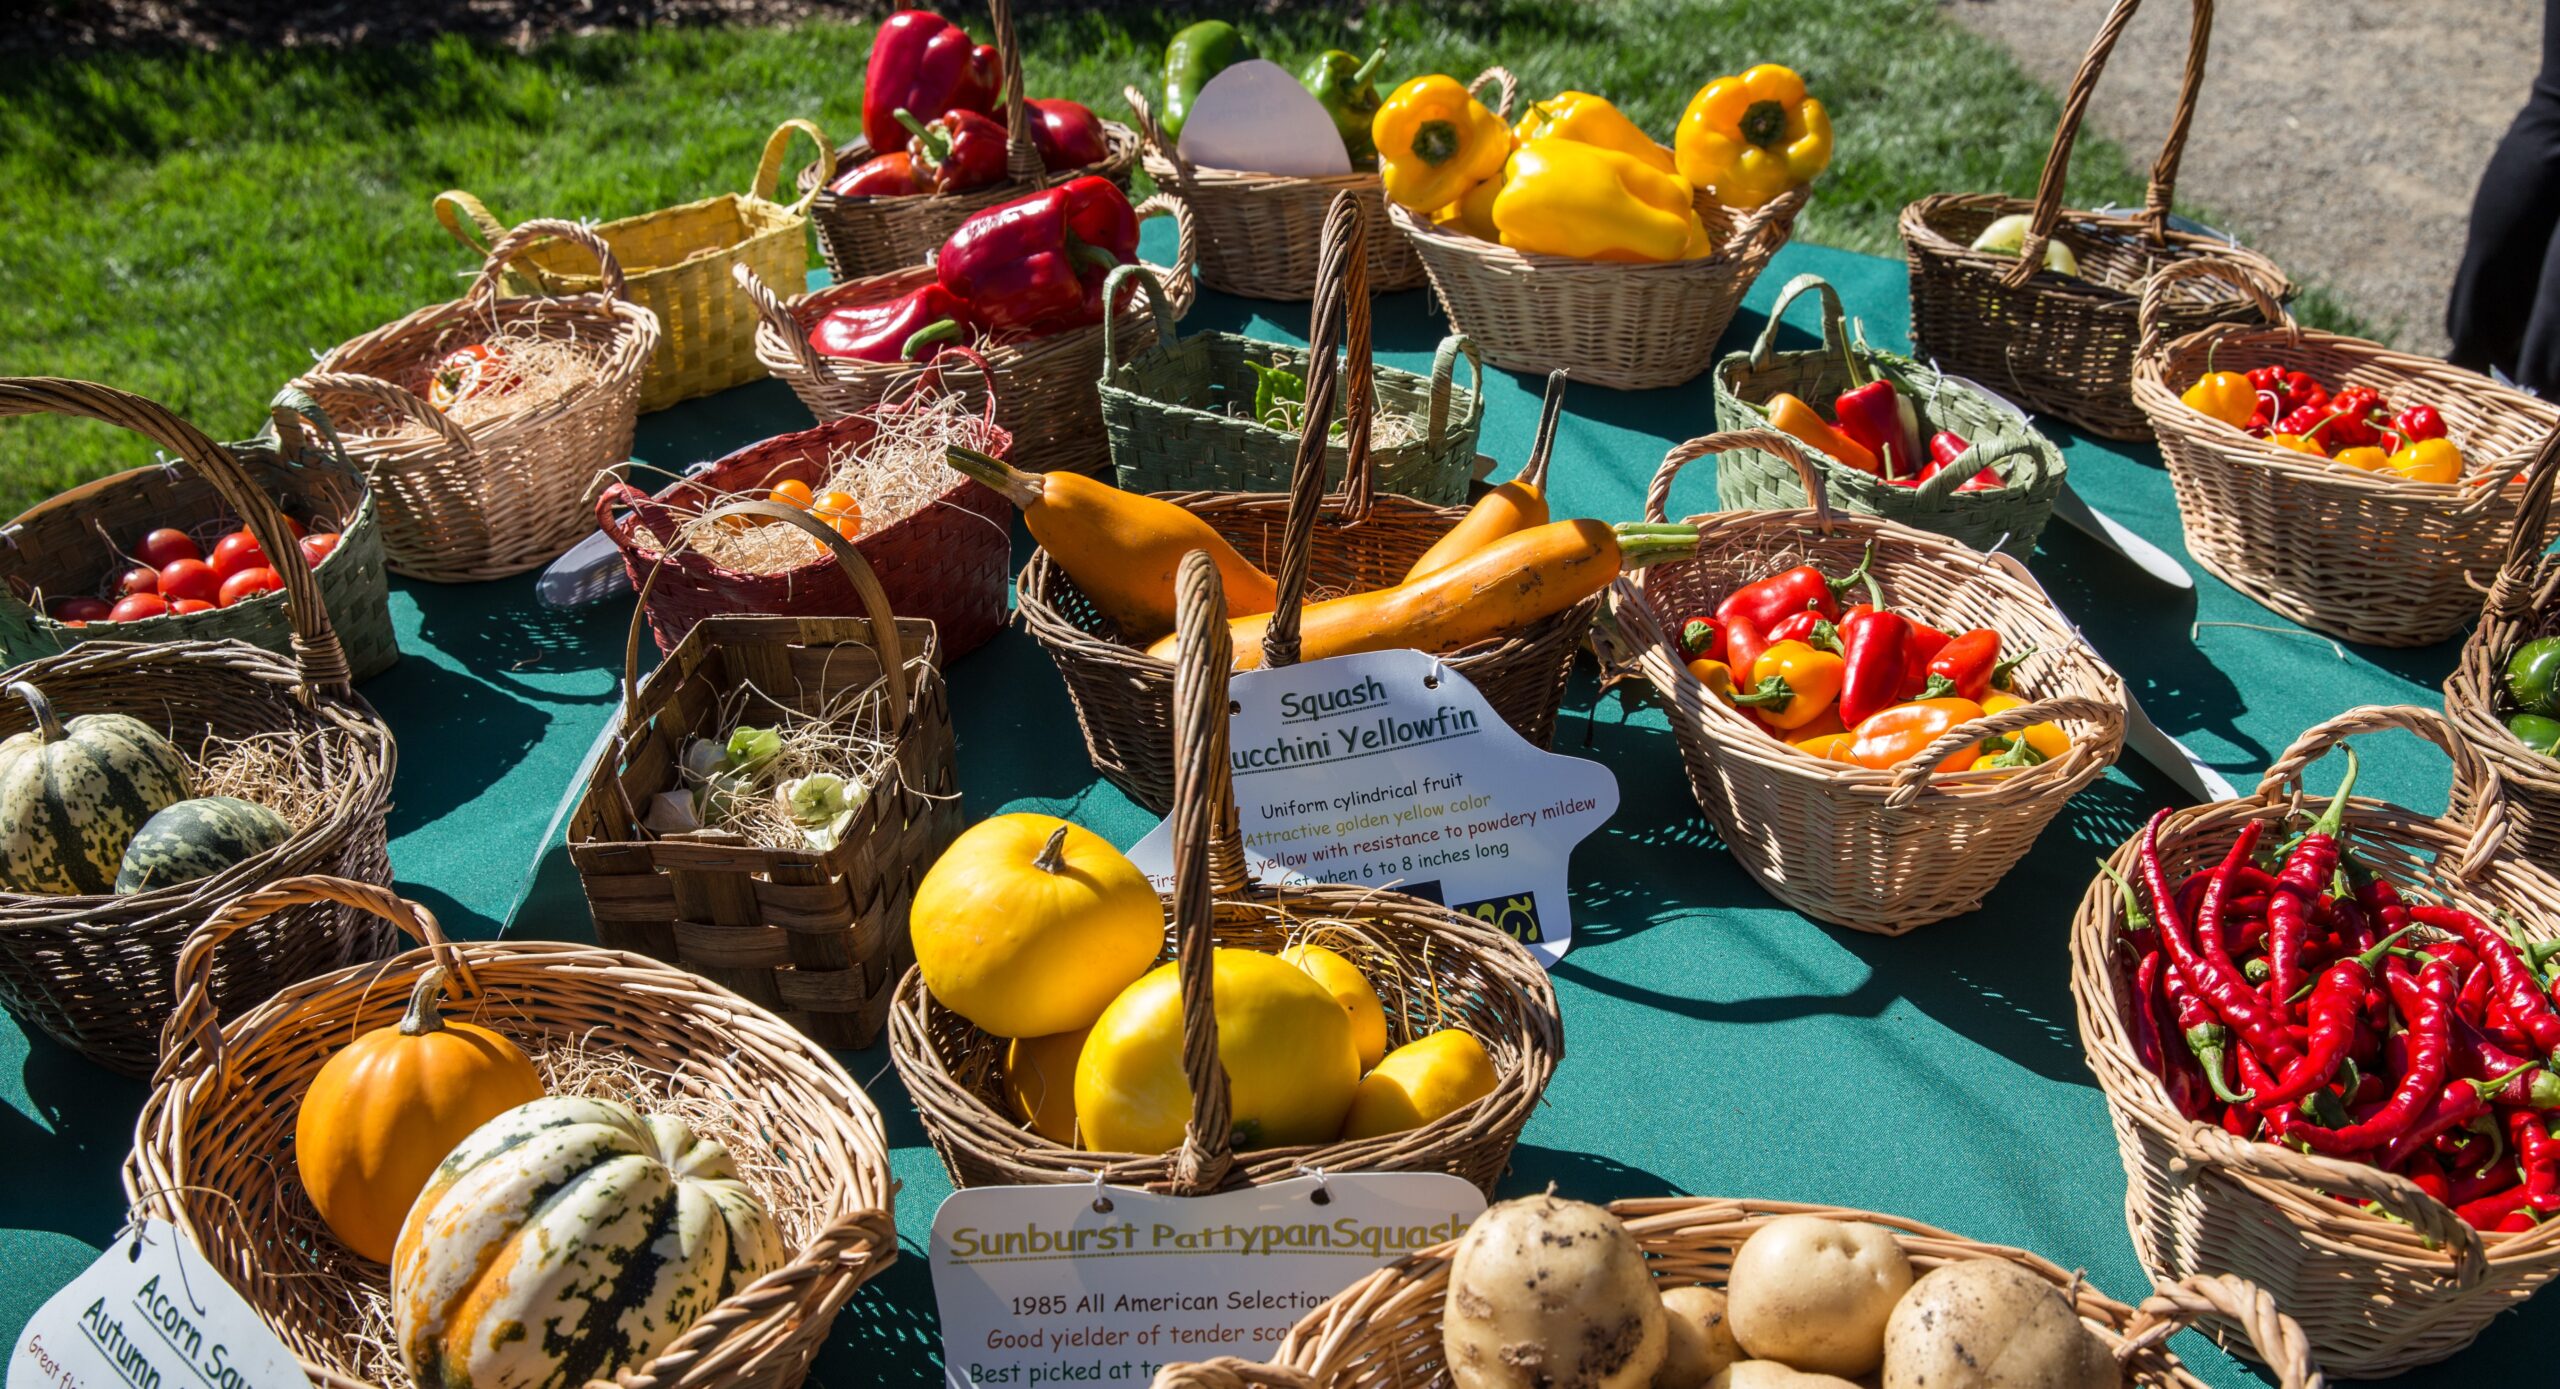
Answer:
1882 1261 2115 1389
1726 1215 1913 1377
1443 1193 1667 1389
1704 1363 1864 1389
1655 1286 1742 1388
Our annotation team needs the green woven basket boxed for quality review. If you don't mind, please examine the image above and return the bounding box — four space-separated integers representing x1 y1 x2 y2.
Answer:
1713 273 2065 557
1096 265 1484 506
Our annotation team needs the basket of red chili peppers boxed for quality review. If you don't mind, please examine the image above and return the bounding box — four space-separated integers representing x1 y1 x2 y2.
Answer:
2448 431 2560 872
2134 256 2560 648
1596 428 2125 934
2072 704 2560 1377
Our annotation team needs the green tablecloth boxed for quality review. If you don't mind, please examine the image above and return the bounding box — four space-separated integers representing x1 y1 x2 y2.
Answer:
1 225 2542 1387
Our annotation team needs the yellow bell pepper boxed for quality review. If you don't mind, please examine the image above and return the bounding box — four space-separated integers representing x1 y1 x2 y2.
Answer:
1512 91 1675 173
1675 64 1832 209
1730 639 1845 731
1373 75 1513 212
2180 371 2255 428
2387 437 2464 484
1981 691 2068 762
1492 139 1709 263
1434 168 1504 241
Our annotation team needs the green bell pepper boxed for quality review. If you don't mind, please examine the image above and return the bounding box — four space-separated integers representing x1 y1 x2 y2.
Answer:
1301 44 1390 166
2510 711 2560 758
2507 636 2560 718
1162 20 1255 143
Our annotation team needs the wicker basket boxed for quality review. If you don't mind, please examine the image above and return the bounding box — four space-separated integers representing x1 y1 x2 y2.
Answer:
1598 430 2125 933
1149 1197 2324 1389
0 383 398 680
0 379 398 1077
2133 257 2560 647
1096 204 1483 505
126 875 898 1389
2447 428 2560 868
892 549 1559 1194
1713 272 2067 558
298 218 659 583
434 120 830 415
741 194 1195 477
2073 704 2560 1375
801 0 1139 282
1023 199 1593 813
1900 0 2292 440
599 348 1014 659
570 504 962 1049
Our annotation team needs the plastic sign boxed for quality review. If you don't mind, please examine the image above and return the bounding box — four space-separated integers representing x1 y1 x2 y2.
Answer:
11 1220 305 1389
928 1173 1484 1388
1131 648 1616 965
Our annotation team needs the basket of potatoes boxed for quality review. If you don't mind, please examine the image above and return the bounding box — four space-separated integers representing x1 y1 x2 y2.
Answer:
1149 1194 2325 1389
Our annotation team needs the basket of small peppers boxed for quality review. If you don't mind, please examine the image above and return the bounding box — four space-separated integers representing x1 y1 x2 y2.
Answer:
2072 704 2560 1377
2134 256 2560 647
1714 273 2066 558
1595 429 2125 934
1373 64 1820 390
2448 428 2560 871
737 174 1195 477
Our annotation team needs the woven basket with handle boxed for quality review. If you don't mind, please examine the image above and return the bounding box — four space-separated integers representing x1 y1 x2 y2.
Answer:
2447 431 2560 868
892 548 1559 1194
1714 272 2067 558
0 379 398 1077
298 218 659 583
1148 1197 2324 1389
1900 0 2291 440
125 875 898 1389
2134 257 2560 647
1021 198 1592 814
1597 430 2125 933
435 119 831 415
2072 704 2560 1376
802 0 1139 282
0 383 398 680
569 504 962 1050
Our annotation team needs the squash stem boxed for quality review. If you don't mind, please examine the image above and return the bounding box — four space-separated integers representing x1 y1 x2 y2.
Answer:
4 681 64 741
1033 825 1071 875
398 966 451 1036
944 445 1043 510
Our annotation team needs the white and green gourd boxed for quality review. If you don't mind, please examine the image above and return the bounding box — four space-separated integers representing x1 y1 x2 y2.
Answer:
0 680 189 895
392 1095 787 1389
115 795 291 894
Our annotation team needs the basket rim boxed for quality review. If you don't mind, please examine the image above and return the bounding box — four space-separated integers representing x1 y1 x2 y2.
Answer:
309 294 659 458
1899 191 2298 309
487 190 805 285
1387 186 1805 277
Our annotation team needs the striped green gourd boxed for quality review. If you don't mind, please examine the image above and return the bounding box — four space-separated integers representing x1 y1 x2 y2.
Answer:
392 1095 786 1389
0 680 188 895
114 795 290 894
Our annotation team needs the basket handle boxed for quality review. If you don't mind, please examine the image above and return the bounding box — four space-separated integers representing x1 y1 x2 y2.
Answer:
0 377 356 697
432 187 512 267
985 0 1048 187
1644 428 1837 532
882 342 1004 426
1168 550 1245 1194
2483 415 2560 624
1099 262 1179 381
1124 83 1197 183
614 1206 901 1389
731 260 835 383
1149 1362 1315 1389
2118 1273 2326 1389
1261 194 1375 672
1135 190 1203 332
1883 692 2121 805
1423 334 1484 451
1745 272 1850 370
2253 704 2507 882
155 874 458 1089
2134 254 2294 366
466 217 631 309
2006 0 2213 285
261 383 358 480
752 117 838 216
1467 66 1519 120
1906 432 2049 505
2174 1117 2488 1287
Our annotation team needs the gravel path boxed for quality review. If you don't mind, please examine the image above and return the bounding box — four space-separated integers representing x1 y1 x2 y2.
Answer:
1947 0 2538 355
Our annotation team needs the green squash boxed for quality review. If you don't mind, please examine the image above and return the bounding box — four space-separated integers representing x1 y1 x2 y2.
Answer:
115 795 291 894
0 681 189 895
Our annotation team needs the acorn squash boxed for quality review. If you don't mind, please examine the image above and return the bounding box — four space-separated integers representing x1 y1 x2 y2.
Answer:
0 680 188 895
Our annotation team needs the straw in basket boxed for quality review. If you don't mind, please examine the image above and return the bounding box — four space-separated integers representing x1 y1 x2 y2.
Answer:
801 0 1140 282
740 194 1196 477
0 378 398 1077
2134 257 2560 647
1713 272 2066 559
1899 0 2292 439
2072 705 2560 1375
1598 430 2125 932
598 348 1015 659
126 874 897 1389
891 549 1560 1194
297 218 660 583
2447 428 2560 868
1021 197 1593 814
1148 1197 2325 1389
0 383 398 680
1096 205 1484 505
435 118 833 414
570 503 962 1050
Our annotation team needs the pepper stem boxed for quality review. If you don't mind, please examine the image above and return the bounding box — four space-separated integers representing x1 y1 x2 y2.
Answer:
1989 647 2037 691
1728 676 1794 710
2290 925 2421 1005
2098 859 2153 934
397 966 452 1037
1410 118 1459 166
2308 744 2361 839
1739 98 1788 149
5 681 64 742
1064 232 1123 273
944 444 1044 509
894 108 950 164
2188 1025 2253 1105
1827 543 1877 600
1032 825 1072 875
899 318 964 361
1348 45 1389 89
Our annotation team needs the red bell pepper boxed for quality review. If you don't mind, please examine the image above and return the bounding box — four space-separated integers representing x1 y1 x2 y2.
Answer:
1900 620 1950 700
1714 545 1874 633
1677 616 1725 663
808 284 974 363
864 9 1000 156
830 151 922 197
900 106 1009 193
1028 98 1110 171
1766 609 1836 650
1836 607 1913 726
1833 380 1919 480
936 175 1140 336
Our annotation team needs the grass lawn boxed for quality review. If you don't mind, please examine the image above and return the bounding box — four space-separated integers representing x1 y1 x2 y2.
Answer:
0 0 2353 516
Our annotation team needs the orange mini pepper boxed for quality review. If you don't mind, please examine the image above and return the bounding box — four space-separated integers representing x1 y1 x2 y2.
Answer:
2180 371 2256 428
1731 639 1845 731
1764 392 1878 474
1793 732 1856 761
1841 697 1987 772
1780 705 1847 745
1686 657 1736 701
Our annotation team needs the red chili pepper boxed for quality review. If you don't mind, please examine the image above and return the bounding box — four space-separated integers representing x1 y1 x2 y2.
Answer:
1723 613 1771 687
2142 813 2301 1080
1026 98 1109 171
2289 958 2457 1155
864 9 1000 156
2413 903 2560 1062
2392 403 2447 443
830 150 922 197
899 106 1009 193
1834 380 1919 480
1899 622 1950 701
1908 453 2005 493
1836 608 1913 726
2154 924 2252 1106
2456 1184 2533 1230
2256 927 2416 1107
1677 616 1725 662
1714 544 1875 634
936 176 1140 336
2515 1110 2560 1210
2263 750 2362 1007
2402 1153 2453 1204
807 284 974 363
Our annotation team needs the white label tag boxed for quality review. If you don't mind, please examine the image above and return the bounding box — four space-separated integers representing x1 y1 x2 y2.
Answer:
928 1173 1482 1389
10 1221 308 1389
1129 649 1615 965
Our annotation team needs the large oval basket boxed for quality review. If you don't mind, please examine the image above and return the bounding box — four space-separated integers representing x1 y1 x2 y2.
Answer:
2446 431 2560 868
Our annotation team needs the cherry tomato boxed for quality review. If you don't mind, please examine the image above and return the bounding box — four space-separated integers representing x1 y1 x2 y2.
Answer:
51 596 113 623
812 490 863 540
299 533 341 569
157 558 222 605
135 528 201 568
109 593 169 622
210 531 269 579
771 479 816 509
217 567 283 607
116 566 159 597
281 515 308 540
168 598 215 615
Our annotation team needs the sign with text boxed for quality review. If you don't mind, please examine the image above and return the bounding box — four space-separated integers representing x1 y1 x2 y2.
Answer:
929 1173 1483 1389
11 1221 304 1389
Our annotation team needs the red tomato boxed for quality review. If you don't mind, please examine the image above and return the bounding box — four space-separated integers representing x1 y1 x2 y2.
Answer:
52 596 113 623
116 566 159 596
169 598 215 615
216 566 282 607
210 531 269 579
109 593 169 622
136 528 201 568
281 515 308 540
157 558 221 605
298 533 342 568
